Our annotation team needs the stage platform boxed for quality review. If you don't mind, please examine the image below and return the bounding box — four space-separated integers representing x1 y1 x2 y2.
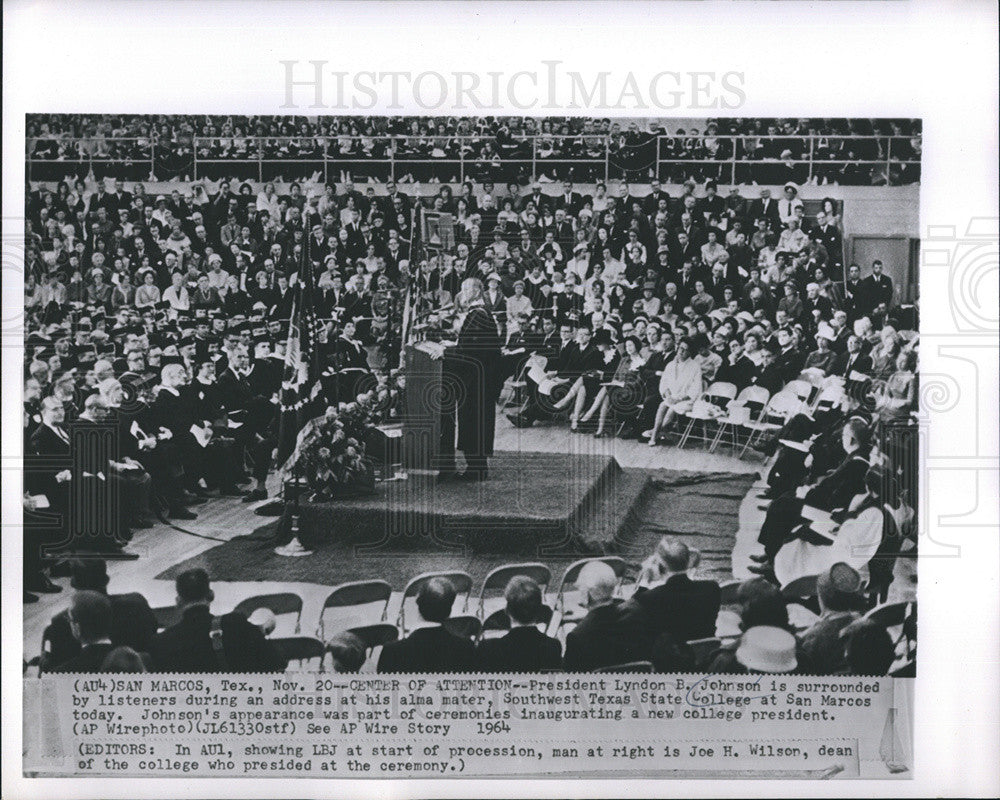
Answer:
288 452 655 556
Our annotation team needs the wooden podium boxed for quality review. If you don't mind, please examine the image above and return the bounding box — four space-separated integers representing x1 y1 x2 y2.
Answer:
402 341 449 475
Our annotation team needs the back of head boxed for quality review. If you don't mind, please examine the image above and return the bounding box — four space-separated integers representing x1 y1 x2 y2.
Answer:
71 590 112 644
70 558 110 592
505 576 543 625
844 620 896 676
578 561 617 606
327 632 366 673
817 562 864 613
742 595 790 631
737 577 781 611
659 539 691 574
416 577 456 624
100 646 147 673
175 568 213 606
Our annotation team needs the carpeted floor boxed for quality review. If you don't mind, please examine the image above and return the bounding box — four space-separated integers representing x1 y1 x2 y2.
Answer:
158 469 756 588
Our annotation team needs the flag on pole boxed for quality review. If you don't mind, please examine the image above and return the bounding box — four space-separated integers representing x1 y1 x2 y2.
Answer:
275 258 325 467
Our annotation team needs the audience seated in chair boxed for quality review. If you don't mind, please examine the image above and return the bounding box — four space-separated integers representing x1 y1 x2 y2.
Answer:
377 577 475 673
562 562 652 672
476 576 561 672
51 591 118 673
147 568 287 673
42 558 157 672
633 538 721 644
797 562 868 675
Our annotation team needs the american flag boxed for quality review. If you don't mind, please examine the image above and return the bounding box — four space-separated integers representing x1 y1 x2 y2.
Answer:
275 248 326 466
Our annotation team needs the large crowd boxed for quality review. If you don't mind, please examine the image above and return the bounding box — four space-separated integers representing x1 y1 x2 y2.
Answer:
24 135 919 675
26 114 921 185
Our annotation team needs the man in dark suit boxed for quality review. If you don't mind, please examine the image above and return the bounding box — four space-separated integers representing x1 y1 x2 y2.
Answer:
51 591 118 673
216 344 276 501
563 562 652 671
747 188 782 234
148 568 287 672
831 335 873 379
858 259 894 313
633 540 721 643
43 559 158 670
554 180 584 216
378 578 475 673
477 577 561 672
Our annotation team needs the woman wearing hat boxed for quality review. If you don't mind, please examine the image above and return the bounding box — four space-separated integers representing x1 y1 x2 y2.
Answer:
804 325 838 374
505 279 533 328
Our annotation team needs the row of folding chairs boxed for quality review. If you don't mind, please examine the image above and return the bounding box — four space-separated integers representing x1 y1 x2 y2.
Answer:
673 369 855 459
147 557 640 657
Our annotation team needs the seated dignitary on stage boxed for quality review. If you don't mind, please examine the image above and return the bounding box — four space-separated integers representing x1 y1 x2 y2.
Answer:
476 576 562 672
42 558 158 671
752 416 872 565
147 568 287 673
773 466 888 589
632 538 721 644
377 577 476 673
562 561 652 672
149 363 244 497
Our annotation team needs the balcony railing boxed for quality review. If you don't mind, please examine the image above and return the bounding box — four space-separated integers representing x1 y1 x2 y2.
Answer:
26 134 921 186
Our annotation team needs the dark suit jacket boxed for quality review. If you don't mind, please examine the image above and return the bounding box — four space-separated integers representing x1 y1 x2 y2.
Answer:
476 626 562 673
633 574 721 643
45 592 158 669
51 642 116 673
377 625 475 673
563 599 652 672
831 351 873 379
148 605 287 673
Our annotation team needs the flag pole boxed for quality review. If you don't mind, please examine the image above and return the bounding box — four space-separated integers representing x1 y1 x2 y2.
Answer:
275 186 315 557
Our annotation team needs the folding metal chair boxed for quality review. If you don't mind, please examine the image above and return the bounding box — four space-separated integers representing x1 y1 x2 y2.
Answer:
864 600 917 658
738 390 805 459
317 580 392 641
780 573 820 608
687 637 722 669
708 385 770 454
233 592 305 634
677 381 737 449
272 636 326 671
548 557 629 636
476 563 551 623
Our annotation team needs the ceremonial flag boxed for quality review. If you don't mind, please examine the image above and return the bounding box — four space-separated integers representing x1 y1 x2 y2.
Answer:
275 257 325 466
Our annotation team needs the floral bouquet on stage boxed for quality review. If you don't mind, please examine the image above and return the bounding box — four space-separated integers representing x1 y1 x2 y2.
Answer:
278 396 380 501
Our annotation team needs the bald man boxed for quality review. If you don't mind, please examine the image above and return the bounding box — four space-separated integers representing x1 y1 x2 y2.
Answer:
563 562 652 671
633 538 721 643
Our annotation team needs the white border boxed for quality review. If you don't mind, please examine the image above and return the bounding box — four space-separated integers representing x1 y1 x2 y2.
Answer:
4 1 998 798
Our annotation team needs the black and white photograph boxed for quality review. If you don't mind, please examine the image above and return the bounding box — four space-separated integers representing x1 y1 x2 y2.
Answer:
4 1 998 797
21 112 923 679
